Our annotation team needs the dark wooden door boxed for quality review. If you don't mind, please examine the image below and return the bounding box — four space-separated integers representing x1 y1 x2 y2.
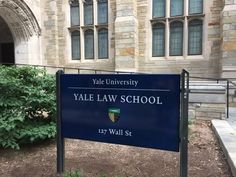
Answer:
1 43 15 64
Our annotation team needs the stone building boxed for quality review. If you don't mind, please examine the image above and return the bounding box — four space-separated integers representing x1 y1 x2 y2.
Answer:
0 0 236 78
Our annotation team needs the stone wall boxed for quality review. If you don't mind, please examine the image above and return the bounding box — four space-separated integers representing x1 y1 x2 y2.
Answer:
37 0 230 78
1 0 235 120
189 103 226 120
221 1 236 78
1 0 235 78
40 0 115 71
137 0 224 77
25 0 231 77
114 0 138 71
189 80 227 120
28 0 236 120
41 0 59 66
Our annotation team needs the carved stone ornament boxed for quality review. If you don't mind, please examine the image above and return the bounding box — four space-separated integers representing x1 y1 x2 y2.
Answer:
0 0 41 40
69 0 79 5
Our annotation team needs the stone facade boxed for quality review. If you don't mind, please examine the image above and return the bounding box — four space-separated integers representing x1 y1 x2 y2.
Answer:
0 0 236 78
221 0 236 78
114 0 139 72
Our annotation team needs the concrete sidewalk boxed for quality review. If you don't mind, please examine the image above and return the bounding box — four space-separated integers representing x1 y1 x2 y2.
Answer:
212 108 236 177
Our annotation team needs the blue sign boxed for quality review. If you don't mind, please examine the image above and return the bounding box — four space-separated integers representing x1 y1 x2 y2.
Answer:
60 74 180 152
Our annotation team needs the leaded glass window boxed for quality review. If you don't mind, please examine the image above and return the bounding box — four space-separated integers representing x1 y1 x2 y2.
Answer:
98 0 108 24
152 23 165 57
170 21 183 56
153 0 165 18
189 0 203 14
70 0 109 60
188 20 202 55
151 0 204 58
98 28 108 58
170 0 183 16
71 31 80 59
71 3 80 26
85 29 94 59
84 0 93 25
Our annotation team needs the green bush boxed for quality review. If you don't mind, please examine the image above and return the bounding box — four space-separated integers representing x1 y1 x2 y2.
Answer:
0 66 56 149
63 170 83 177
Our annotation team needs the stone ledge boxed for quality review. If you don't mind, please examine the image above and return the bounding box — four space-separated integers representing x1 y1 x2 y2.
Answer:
212 119 236 177
190 93 225 103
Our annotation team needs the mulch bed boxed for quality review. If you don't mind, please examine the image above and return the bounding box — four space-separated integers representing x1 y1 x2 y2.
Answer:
0 120 233 177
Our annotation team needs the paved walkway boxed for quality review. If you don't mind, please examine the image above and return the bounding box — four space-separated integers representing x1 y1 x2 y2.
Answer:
212 107 236 177
228 108 236 131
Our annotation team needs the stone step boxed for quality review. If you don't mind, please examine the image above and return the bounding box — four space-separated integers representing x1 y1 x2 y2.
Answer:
212 119 236 177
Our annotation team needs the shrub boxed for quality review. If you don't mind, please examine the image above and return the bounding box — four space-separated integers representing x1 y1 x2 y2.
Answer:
0 66 56 149
63 170 83 177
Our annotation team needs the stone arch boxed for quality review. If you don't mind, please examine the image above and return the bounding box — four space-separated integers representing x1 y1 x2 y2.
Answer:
0 0 40 41
0 0 41 64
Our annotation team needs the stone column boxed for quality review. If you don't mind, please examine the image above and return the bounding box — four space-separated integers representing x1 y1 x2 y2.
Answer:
114 0 138 72
42 0 59 66
221 0 236 78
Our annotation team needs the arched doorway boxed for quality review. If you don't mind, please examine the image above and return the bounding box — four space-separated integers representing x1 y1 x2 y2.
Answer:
0 16 14 64
0 0 41 65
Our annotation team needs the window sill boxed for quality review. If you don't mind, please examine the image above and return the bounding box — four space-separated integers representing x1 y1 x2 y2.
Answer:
68 58 110 63
150 56 166 60
185 55 204 60
151 55 205 60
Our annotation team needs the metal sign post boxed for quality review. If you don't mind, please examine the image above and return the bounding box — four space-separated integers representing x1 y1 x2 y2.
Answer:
56 70 65 174
180 70 189 177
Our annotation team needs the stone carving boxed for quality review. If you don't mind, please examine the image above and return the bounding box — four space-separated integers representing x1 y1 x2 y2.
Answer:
69 0 79 4
0 0 41 40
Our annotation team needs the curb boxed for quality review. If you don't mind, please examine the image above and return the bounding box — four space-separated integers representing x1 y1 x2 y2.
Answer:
212 119 236 177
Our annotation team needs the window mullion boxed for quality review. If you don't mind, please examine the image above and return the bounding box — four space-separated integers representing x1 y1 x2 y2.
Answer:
183 17 188 57
94 0 97 60
166 19 169 58
80 0 84 26
81 29 85 61
184 0 188 16
79 0 84 60
94 28 98 60
94 0 97 25
166 0 170 18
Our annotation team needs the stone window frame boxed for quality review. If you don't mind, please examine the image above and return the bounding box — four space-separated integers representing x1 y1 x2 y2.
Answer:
68 0 109 61
151 0 205 60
